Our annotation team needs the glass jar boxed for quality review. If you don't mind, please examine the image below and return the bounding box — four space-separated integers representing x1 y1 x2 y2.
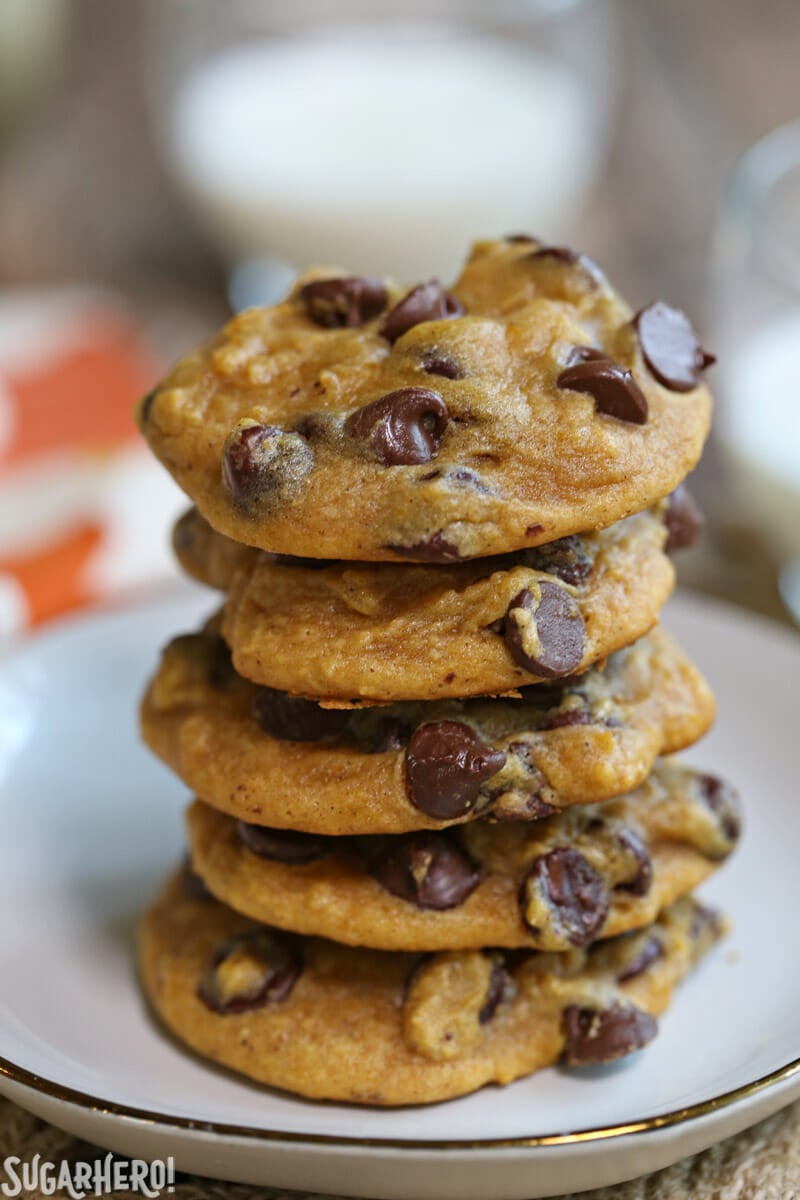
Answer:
710 119 800 621
144 0 617 298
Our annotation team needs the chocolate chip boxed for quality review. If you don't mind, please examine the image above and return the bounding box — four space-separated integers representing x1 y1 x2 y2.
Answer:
562 1001 657 1065
181 858 213 901
421 350 465 380
479 960 511 1023
236 822 329 865
558 347 648 425
139 387 157 425
299 276 387 328
527 246 605 285
488 791 560 822
405 721 507 819
537 708 593 732
345 387 449 466
521 847 610 945
449 468 487 489
664 484 704 553
271 553 337 569
699 773 742 851
614 828 653 896
387 532 463 562
617 935 665 983
504 583 586 679
197 930 301 1014
207 638 236 689
690 902 725 944
363 717 410 754
222 420 313 513
293 412 335 441
505 233 538 244
634 301 715 392
520 534 593 587
368 833 480 910
528 245 580 265
382 280 464 344
253 688 350 742
172 508 199 557
171 631 235 690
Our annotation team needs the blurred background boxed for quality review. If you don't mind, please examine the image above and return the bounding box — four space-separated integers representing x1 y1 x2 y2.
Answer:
0 0 798 640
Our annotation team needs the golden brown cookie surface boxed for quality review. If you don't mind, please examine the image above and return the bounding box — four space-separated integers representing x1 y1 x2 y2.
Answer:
138 869 724 1105
186 761 739 951
220 507 674 701
141 626 715 834
139 239 712 562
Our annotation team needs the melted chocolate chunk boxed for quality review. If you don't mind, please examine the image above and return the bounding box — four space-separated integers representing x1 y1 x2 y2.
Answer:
614 828 653 896
519 534 593 587
558 347 648 425
479 960 512 1023
405 721 507 819
345 387 449 465
562 1001 657 1065
181 859 213 901
664 485 704 553
236 822 329 865
690 902 725 944
198 931 301 1015
528 245 580 265
271 554 336 569
488 792 560 822
634 301 715 392
172 508 199 557
699 773 742 851
527 245 605 285
537 708 593 732
387 532 463 562
299 276 387 328
617 935 665 983
172 631 235 691
368 832 480 910
253 688 350 742
521 847 610 945
222 421 313 513
382 280 464 344
363 717 411 754
504 583 587 679
139 387 157 425
420 349 465 379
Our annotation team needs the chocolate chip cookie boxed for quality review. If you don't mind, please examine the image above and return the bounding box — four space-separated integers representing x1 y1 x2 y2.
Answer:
138 868 724 1104
219 506 674 701
138 238 712 562
185 760 739 951
141 625 715 834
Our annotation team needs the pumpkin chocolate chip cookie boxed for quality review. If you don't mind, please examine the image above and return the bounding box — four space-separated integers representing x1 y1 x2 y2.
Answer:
138 237 712 562
219 506 674 701
141 625 715 835
185 760 739 951
138 868 724 1105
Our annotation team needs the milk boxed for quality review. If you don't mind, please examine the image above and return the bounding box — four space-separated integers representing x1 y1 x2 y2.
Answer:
168 27 598 282
718 311 800 559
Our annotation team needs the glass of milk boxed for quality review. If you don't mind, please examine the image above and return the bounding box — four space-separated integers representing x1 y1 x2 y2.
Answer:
711 120 800 622
143 0 617 299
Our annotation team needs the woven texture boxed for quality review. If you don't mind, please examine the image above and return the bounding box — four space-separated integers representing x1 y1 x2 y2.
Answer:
1 1097 799 1200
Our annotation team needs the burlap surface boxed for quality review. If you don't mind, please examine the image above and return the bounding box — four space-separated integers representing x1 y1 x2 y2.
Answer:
1 1095 799 1200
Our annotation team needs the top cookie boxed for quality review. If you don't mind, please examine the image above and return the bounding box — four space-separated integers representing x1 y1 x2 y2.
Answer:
138 238 713 561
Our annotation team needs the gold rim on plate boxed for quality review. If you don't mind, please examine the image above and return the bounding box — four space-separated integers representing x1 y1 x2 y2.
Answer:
1 1052 799 1150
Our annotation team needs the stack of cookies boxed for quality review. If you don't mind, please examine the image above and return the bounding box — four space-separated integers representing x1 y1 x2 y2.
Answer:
136 237 740 1105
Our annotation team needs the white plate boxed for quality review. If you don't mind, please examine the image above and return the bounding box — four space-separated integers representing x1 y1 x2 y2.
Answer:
0 587 798 1199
